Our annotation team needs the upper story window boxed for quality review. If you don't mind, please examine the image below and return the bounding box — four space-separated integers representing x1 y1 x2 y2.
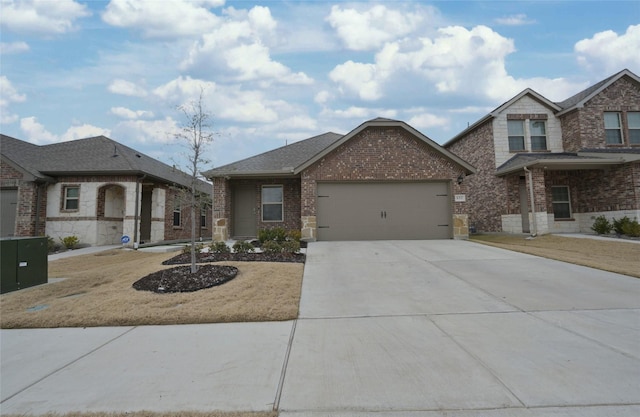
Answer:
604 112 623 144
530 120 547 151
507 116 549 152
262 185 283 222
63 186 79 211
629 112 640 144
507 120 525 151
200 208 207 228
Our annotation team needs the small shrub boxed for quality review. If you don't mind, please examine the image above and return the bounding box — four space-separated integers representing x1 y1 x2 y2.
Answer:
209 241 230 253
281 240 301 254
258 227 287 244
612 216 632 235
232 240 255 253
182 243 205 254
60 235 79 250
287 230 302 242
46 236 57 253
621 219 640 237
591 215 612 235
262 240 282 254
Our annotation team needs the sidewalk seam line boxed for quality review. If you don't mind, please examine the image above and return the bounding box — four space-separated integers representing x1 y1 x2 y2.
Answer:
273 319 297 411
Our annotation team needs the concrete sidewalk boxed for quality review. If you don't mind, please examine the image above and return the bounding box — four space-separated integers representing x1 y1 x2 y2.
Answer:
2 240 639 416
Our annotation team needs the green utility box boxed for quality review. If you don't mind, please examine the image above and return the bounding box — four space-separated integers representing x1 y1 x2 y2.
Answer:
1 237 48 294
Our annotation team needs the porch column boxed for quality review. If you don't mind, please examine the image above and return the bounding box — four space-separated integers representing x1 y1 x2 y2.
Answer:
526 167 550 234
212 177 230 241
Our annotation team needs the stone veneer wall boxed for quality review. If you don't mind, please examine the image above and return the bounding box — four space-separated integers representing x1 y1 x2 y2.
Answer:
212 177 230 241
301 126 470 240
446 121 505 232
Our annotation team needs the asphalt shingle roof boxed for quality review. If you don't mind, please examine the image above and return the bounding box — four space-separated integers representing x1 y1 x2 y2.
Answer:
203 132 343 177
1 134 211 194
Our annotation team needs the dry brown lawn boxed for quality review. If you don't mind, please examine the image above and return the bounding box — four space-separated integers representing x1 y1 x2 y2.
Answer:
471 234 640 278
0 249 303 329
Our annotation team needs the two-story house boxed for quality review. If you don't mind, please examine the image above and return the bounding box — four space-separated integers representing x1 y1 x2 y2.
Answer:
445 69 640 235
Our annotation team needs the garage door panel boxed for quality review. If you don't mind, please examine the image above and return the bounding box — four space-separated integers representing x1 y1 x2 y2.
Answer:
317 182 451 241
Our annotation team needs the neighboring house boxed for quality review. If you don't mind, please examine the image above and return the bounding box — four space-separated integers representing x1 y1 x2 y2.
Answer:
445 69 640 235
0 135 213 246
204 118 475 242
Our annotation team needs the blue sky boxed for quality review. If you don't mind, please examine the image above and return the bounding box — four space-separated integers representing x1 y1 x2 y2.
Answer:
1 0 639 172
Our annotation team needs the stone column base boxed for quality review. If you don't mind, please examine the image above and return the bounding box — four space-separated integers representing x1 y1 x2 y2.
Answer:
301 216 317 241
453 214 469 240
213 218 229 242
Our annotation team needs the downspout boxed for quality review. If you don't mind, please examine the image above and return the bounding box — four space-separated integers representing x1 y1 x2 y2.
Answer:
523 166 537 237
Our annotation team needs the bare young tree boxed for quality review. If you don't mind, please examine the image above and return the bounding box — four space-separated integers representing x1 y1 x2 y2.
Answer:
174 88 214 273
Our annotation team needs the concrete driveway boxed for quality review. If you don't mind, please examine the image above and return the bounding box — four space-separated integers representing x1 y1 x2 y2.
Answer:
2 240 639 416
279 240 640 416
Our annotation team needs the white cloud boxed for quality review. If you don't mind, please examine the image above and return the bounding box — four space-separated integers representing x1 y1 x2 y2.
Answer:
320 106 397 120
179 5 312 85
326 4 425 51
111 117 179 144
329 60 382 101
20 116 110 144
407 113 449 130
107 79 148 97
575 24 640 74
494 14 535 26
110 106 154 119
0 41 30 54
152 76 215 105
314 90 332 105
0 0 90 35
102 0 224 38
0 76 26 123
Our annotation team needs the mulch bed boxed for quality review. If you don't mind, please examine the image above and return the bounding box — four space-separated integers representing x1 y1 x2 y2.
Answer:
132 265 238 293
162 252 306 265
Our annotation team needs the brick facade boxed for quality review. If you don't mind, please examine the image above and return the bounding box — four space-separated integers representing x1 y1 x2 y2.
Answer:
563 77 640 150
447 122 505 231
445 72 640 235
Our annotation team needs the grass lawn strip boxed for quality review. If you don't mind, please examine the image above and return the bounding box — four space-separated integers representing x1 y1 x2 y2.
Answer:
0 249 303 329
471 234 639 278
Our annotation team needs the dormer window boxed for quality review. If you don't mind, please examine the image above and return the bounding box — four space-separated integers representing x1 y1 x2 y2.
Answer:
530 120 547 150
604 112 623 144
507 115 548 152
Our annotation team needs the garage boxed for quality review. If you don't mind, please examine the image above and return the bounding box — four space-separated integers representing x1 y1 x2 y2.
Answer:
316 182 452 241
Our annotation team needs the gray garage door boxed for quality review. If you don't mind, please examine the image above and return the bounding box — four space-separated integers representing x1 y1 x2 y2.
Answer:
1 188 18 237
316 182 451 241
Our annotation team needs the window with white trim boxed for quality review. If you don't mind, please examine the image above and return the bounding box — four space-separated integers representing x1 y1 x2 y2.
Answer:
628 112 640 144
604 112 623 144
530 120 548 150
507 120 525 151
63 186 79 210
262 185 283 222
551 186 572 219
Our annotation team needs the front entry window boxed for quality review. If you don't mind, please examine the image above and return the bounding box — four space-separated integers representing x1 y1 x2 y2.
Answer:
551 186 572 219
262 185 283 222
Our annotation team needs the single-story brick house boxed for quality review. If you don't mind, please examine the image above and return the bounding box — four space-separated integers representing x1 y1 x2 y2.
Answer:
444 69 640 235
0 134 212 246
203 118 476 241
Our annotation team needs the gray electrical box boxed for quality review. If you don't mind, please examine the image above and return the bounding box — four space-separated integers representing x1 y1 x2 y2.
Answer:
1 237 48 294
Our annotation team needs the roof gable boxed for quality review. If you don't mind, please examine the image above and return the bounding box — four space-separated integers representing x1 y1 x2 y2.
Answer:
298 118 475 174
556 69 639 115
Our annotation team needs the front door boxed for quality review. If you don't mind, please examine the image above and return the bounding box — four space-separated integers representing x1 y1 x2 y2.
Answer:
233 185 256 238
519 179 530 233
0 188 17 237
